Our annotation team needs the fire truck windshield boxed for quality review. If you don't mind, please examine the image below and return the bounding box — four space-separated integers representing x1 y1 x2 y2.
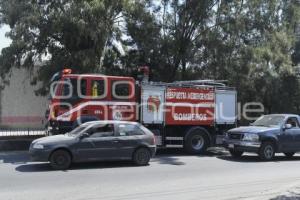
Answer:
61 78 75 98
58 78 86 100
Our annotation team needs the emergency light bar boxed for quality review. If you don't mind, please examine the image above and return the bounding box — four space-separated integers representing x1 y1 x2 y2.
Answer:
63 69 72 74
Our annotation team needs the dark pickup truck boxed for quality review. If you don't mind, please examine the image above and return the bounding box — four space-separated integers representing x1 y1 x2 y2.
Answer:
224 114 300 160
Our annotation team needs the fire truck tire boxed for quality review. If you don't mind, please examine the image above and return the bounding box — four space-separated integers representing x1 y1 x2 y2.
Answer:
184 127 210 154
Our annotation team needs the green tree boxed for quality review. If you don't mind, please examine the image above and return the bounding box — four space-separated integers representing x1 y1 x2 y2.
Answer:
0 0 128 94
1 0 300 117
114 0 300 115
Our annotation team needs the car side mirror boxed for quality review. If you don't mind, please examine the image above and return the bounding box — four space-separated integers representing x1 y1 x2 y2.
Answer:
283 124 292 130
79 132 90 139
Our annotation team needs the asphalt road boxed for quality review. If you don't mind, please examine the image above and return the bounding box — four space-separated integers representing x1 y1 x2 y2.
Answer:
1 148 300 200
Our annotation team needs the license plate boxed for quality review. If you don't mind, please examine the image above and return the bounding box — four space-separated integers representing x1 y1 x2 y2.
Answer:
229 144 234 149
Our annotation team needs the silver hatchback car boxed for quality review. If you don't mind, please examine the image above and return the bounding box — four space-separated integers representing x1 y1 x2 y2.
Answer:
29 121 156 170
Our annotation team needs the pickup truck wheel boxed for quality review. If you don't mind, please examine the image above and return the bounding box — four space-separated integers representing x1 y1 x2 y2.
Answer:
184 128 209 154
133 148 151 166
229 149 243 158
284 152 295 158
259 142 275 161
49 150 72 170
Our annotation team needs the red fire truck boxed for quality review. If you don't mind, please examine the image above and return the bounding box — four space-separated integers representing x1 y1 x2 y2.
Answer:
46 67 237 154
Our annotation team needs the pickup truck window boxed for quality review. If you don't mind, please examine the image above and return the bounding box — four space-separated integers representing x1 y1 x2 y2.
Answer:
286 117 299 128
252 115 285 127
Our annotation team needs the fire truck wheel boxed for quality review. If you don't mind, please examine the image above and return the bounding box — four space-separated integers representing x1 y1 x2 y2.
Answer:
184 128 210 154
49 149 72 170
132 147 151 166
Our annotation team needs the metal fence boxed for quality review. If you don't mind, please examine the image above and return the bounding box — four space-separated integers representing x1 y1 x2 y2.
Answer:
0 129 47 137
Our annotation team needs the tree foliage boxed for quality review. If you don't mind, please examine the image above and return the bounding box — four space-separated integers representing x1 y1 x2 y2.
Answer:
1 0 300 115
0 0 128 94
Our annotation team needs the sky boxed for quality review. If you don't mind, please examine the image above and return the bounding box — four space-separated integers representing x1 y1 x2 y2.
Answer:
0 25 11 51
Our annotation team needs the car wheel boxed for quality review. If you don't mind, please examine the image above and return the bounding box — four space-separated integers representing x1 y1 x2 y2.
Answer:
49 150 72 170
284 152 295 158
184 128 209 154
229 149 243 158
133 148 151 166
259 142 275 161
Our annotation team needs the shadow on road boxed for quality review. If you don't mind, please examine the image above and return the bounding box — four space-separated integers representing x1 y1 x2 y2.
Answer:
217 154 300 163
152 147 228 165
15 149 193 172
152 155 185 166
3 148 228 172
7 148 300 172
15 161 138 172
0 151 29 164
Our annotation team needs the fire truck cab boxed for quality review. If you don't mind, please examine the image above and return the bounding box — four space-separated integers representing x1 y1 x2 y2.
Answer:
47 68 237 154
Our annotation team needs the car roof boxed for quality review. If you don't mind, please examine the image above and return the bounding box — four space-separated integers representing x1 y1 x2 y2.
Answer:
81 120 140 126
262 114 300 118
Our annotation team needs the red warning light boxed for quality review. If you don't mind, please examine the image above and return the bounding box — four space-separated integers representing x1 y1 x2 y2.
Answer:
62 69 72 74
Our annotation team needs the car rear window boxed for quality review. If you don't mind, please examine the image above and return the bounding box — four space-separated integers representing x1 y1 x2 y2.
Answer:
117 124 145 136
89 124 114 138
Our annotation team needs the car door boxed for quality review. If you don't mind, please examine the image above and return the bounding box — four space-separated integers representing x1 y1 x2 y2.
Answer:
280 117 300 152
289 117 300 151
75 123 118 161
114 123 144 159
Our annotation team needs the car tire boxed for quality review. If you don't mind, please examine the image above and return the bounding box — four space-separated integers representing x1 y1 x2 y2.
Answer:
49 150 72 170
259 142 275 161
184 128 209 154
133 148 151 166
284 152 295 158
229 149 243 158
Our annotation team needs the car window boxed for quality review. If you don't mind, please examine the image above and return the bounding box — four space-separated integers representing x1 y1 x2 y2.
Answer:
286 117 299 128
68 125 88 136
88 124 114 138
91 80 105 98
79 79 87 96
252 115 285 127
62 78 78 98
112 81 132 100
116 124 144 136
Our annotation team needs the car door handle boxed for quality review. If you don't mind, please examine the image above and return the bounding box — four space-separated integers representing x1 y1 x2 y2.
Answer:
113 140 120 143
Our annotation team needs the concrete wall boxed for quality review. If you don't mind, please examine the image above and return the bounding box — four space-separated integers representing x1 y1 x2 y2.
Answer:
0 68 48 129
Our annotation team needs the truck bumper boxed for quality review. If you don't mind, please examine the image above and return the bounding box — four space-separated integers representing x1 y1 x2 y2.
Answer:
224 140 261 153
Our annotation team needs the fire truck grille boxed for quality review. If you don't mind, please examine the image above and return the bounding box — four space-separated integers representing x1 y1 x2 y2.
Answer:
229 133 244 140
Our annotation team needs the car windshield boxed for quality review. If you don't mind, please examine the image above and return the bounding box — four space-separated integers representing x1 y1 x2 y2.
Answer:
67 125 88 136
252 115 285 127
